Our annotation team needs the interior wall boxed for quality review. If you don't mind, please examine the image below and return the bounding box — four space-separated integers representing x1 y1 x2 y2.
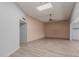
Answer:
70 2 79 40
45 21 70 39
26 16 45 42
0 2 26 56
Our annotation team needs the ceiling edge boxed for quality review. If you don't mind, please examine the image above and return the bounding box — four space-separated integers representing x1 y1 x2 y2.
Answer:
27 15 45 23
15 2 29 16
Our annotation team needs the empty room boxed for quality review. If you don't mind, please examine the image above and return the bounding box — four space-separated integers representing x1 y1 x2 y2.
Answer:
0 2 79 57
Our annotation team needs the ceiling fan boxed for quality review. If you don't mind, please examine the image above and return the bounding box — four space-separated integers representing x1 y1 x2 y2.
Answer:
49 13 53 21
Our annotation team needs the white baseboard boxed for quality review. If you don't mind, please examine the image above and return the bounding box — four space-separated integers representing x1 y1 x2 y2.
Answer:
27 37 45 43
7 46 20 57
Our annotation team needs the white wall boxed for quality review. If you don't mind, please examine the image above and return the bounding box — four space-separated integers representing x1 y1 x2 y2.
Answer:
26 16 45 42
45 21 69 39
70 3 79 40
0 2 26 56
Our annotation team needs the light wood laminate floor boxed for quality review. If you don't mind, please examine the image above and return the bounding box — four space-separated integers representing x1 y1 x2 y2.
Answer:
10 39 79 57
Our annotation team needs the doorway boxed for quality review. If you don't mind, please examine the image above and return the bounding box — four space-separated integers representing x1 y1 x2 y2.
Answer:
20 20 27 44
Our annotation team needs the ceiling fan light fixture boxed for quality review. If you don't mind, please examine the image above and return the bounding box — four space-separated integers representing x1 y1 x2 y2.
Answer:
49 18 52 21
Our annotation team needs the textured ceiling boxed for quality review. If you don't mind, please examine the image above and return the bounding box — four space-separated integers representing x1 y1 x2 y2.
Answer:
17 2 75 22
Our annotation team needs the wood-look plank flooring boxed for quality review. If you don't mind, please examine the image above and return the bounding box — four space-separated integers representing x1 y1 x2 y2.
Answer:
10 39 79 57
